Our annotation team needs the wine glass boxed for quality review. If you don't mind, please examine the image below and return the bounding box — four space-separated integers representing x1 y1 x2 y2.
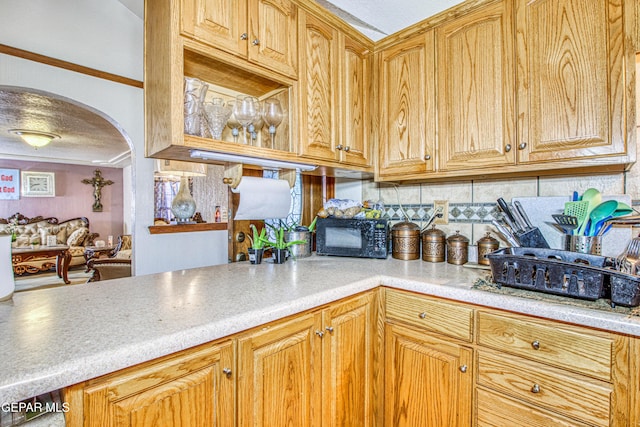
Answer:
226 100 241 143
262 99 284 148
233 95 259 144
248 102 264 146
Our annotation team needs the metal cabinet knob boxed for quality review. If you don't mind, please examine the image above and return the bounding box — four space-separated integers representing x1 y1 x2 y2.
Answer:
531 384 540 393
424 154 431 161
505 144 512 152
325 326 334 333
531 340 540 350
459 365 468 373
344 146 350 152
518 142 527 150
240 33 248 40
419 312 427 319
336 144 343 150
223 368 232 378
252 39 260 46
315 330 324 338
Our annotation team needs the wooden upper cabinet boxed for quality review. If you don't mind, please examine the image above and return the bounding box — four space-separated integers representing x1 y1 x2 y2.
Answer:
249 0 298 79
180 0 297 79
340 35 371 167
378 31 436 178
298 11 339 162
181 0 248 57
516 0 629 163
437 1 516 171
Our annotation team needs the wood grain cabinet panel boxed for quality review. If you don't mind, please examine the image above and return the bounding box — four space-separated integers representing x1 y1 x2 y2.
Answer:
297 11 339 162
181 0 248 57
377 31 436 177
437 1 516 171
65 340 235 427
237 312 322 427
384 323 473 427
516 0 629 163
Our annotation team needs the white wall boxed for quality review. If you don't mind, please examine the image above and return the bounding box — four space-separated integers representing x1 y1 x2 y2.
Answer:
0 1 229 275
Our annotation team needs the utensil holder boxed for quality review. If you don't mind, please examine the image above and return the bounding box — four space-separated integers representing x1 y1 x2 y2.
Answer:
564 235 602 255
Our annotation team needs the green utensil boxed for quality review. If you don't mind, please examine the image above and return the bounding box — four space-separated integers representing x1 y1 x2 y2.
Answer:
578 188 602 235
587 200 618 236
613 202 634 217
564 201 589 235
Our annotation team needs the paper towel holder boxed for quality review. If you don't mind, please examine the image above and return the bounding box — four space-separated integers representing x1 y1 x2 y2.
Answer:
223 163 296 189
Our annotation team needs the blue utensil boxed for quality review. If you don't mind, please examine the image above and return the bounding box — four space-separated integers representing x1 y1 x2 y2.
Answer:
586 200 618 236
572 191 579 201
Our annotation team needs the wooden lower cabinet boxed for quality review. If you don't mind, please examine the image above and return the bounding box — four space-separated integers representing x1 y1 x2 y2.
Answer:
236 292 376 427
237 311 323 427
64 340 235 427
384 323 473 427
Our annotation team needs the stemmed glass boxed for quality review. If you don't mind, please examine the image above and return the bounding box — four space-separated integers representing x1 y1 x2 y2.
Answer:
262 99 284 148
248 101 264 146
226 100 241 143
203 98 232 140
233 95 259 145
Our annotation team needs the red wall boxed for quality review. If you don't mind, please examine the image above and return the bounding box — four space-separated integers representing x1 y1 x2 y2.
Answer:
0 159 124 242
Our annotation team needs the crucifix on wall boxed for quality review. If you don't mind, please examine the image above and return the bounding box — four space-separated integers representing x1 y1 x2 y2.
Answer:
82 169 114 212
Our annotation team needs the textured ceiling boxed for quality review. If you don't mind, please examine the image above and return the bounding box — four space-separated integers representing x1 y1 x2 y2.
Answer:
0 86 130 168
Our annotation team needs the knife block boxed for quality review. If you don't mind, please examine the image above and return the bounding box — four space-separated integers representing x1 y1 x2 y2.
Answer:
515 228 550 248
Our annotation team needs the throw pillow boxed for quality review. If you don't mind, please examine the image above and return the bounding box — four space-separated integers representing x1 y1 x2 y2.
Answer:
46 225 68 244
67 227 89 247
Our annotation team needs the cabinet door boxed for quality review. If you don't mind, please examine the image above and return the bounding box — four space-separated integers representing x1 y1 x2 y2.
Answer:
384 323 473 427
339 35 371 167
437 1 516 171
321 292 375 427
378 31 436 178
75 341 234 427
516 0 628 162
238 312 322 427
181 0 248 57
298 11 339 162
248 0 298 79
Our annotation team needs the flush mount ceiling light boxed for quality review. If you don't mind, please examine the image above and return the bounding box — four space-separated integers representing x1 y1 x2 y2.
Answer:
9 129 60 148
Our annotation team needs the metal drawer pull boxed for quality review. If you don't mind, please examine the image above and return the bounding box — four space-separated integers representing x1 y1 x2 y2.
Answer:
424 154 431 161
325 326 334 333
531 384 540 393
344 146 350 152
419 312 427 319
240 33 248 40
223 368 232 378
336 144 343 150
531 340 540 350
459 365 468 373
505 144 512 152
315 330 324 338
518 142 527 150
252 39 260 46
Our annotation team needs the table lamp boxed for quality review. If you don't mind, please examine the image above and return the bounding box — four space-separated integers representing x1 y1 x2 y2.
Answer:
155 160 207 223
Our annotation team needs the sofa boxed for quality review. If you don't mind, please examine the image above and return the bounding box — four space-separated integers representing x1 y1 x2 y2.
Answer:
0 212 99 275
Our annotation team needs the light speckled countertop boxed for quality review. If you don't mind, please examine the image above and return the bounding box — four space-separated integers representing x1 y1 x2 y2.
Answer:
1 256 639 406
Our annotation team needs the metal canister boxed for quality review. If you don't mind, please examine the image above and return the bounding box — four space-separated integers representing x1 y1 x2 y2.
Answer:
446 230 469 265
392 221 421 260
422 224 446 262
476 232 499 265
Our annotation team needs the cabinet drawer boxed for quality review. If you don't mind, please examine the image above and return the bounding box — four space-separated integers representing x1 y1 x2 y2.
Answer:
385 289 473 342
476 387 593 427
477 351 611 426
477 311 613 380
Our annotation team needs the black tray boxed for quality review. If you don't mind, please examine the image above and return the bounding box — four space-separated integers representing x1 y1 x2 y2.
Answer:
486 247 609 301
608 271 640 307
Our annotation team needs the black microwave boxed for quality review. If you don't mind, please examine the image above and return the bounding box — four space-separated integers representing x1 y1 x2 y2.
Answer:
315 218 389 259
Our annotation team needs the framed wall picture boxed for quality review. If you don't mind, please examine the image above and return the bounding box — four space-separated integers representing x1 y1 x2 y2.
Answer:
21 171 55 197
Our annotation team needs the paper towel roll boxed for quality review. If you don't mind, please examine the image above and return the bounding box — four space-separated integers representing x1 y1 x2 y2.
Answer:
231 176 292 220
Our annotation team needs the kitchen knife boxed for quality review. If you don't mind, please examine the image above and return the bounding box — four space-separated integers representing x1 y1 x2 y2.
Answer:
491 220 520 247
497 198 523 232
514 200 534 230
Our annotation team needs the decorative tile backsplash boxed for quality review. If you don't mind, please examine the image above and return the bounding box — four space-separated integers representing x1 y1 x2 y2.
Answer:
383 203 501 223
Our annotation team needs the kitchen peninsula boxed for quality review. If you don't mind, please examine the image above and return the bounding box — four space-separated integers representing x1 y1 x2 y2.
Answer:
1 256 639 426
